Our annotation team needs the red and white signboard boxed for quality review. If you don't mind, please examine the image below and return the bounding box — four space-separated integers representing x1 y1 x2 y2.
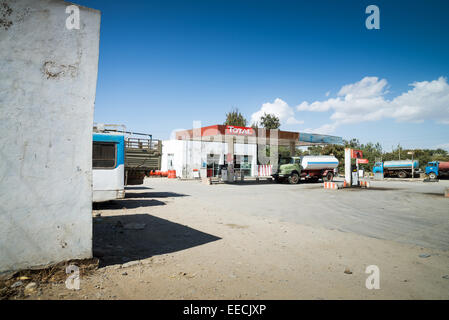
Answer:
357 158 369 164
226 125 254 136
257 165 272 177
351 149 363 159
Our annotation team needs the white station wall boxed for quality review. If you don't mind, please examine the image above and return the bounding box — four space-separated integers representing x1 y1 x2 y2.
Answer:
0 0 101 273
161 140 258 178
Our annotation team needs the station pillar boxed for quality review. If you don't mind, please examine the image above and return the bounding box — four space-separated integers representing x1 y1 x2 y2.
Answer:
345 148 352 186
289 141 296 156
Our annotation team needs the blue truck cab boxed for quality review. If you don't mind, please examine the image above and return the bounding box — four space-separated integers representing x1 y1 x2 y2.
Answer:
425 161 439 179
372 162 383 174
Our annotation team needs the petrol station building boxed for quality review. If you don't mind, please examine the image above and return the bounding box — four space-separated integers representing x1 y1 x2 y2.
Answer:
161 124 342 179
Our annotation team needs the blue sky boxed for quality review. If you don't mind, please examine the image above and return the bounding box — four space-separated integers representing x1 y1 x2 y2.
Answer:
76 0 449 151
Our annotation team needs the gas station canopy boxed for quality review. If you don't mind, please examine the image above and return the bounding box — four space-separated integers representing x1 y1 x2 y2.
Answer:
175 125 343 147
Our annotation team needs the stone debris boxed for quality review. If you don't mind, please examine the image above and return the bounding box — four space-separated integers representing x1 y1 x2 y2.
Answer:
24 282 37 295
10 281 23 288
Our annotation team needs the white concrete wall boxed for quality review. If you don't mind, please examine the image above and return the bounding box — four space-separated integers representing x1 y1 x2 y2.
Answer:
0 0 101 273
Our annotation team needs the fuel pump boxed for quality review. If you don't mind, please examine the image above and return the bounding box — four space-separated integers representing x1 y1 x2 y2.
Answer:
345 148 363 186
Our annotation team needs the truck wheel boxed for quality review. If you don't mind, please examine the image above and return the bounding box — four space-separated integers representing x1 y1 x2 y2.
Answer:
288 172 299 184
428 172 437 180
324 172 334 182
398 171 407 179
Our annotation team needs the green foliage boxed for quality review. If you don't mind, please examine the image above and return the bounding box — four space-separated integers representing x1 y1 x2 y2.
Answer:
224 108 247 127
259 113 281 129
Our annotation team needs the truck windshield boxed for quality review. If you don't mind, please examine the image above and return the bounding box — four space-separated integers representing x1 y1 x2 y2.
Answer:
279 157 293 165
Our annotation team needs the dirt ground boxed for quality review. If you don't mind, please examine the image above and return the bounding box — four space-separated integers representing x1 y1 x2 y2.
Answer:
5 177 449 299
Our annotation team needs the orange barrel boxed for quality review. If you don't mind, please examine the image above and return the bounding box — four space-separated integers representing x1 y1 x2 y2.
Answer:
155 170 161 176
149 170 154 176
168 170 176 179
162 171 168 177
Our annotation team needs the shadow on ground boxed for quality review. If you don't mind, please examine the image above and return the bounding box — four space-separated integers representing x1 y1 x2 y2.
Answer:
125 186 153 190
125 192 188 199
93 214 221 267
229 179 325 186
93 199 167 210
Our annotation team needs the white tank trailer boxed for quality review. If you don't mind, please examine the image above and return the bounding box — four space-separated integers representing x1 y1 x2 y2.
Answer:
300 155 339 170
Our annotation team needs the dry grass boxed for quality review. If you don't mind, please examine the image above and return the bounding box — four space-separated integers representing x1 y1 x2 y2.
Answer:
0 258 99 299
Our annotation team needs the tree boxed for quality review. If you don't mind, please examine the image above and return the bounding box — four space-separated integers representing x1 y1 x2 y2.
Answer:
224 108 247 127
259 113 281 130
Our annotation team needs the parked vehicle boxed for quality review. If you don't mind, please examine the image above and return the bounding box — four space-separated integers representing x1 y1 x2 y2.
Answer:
92 132 125 202
93 124 162 188
425 161 449 179
272 155 339 184
125 136 162 185
372 160 420 178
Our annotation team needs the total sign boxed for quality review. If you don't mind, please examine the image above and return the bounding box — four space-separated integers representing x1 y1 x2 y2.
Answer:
226 125 254 136
357 158 369 164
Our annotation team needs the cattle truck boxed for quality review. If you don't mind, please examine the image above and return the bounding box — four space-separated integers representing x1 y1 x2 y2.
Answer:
272 155 339 184
372 160 420 178
125 136 162 185
93 124 161 185
425 161 449 179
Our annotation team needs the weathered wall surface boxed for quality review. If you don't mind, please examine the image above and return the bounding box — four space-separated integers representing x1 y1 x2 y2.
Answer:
0 0 101 273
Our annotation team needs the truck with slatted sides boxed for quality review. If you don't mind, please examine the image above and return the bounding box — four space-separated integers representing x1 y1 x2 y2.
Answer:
125 137 161 185
93 124 161 185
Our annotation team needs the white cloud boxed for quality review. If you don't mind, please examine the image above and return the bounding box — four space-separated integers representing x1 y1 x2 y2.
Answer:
251 98 303 127
297 76 449 133
303 123 338 135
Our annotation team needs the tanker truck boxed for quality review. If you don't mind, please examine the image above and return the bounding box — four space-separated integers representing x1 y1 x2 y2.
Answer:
272 155 339 184
372 160 420 178
425 161 449 179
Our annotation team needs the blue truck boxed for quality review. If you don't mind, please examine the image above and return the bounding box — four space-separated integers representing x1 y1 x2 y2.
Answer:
372 160 420 178
425 161 449 179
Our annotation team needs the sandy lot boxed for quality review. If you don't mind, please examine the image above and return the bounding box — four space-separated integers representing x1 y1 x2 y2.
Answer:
7 178 449 299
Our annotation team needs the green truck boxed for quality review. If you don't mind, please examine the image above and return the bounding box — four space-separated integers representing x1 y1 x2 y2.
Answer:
272 155 339 184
